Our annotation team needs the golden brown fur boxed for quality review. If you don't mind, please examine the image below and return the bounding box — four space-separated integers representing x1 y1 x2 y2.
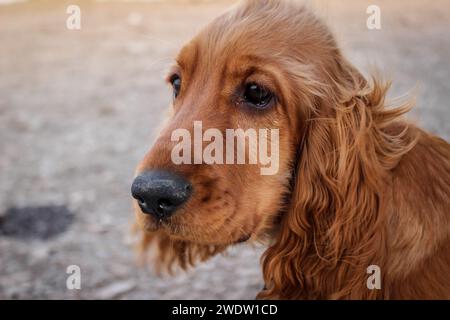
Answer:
134 0 450 299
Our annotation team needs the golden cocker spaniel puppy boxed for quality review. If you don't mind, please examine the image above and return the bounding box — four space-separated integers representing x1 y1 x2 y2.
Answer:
131 0 450 299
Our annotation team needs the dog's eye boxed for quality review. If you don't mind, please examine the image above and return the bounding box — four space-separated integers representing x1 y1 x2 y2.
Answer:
170 75 181 99
243 83 273 108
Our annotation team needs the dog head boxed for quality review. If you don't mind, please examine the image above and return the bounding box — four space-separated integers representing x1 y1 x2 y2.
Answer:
132 0 412 281
132 0 330 247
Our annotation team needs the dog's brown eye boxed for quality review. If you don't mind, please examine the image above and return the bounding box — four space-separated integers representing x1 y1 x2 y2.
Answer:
243 83 273 108
170 75 181 99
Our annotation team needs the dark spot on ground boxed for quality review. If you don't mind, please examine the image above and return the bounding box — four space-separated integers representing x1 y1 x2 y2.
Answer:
0 205 75 240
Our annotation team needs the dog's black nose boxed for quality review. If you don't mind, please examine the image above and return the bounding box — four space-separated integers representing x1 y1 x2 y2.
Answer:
131 171 192 219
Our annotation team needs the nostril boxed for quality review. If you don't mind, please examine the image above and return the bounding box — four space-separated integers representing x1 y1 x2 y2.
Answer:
136 196 145 205
157 198 173 211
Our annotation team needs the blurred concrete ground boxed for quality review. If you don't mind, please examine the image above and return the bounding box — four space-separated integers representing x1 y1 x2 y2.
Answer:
0 0 449 299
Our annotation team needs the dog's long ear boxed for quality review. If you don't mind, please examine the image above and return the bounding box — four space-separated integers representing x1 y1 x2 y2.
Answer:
259 54 417 299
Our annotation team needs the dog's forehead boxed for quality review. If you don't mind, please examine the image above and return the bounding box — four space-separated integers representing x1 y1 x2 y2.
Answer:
175 2 334 76
176 27 279 80
177 40 270 75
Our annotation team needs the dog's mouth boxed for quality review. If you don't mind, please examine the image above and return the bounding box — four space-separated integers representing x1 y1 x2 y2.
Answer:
136 204 255 245
234 233 252 244
137 208 175 232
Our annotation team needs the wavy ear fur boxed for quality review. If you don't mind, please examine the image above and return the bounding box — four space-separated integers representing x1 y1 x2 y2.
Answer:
259 54 417 299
